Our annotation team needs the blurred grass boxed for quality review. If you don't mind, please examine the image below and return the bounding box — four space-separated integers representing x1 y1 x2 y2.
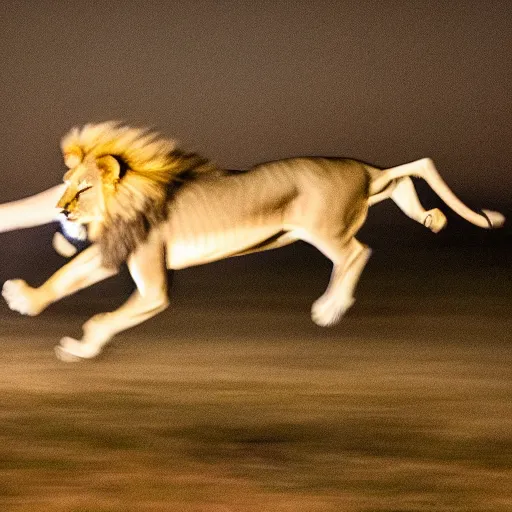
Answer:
0 240 510 511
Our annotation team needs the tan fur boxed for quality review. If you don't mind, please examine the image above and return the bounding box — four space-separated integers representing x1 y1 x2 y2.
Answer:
1 123 504 361
59 122 217 268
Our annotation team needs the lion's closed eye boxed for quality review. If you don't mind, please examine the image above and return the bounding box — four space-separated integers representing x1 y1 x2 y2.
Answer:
77 185 93 196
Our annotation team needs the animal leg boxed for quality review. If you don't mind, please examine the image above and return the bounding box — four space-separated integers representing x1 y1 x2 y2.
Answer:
2 244 116 316
56 289 169 361
55 231 169 361
302 236 371 326
370 158 505 229
52 232 79 257
391 177 447 233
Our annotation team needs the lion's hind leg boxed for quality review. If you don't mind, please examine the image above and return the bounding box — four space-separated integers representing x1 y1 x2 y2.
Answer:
311 238 371 326
391 177 447 233
294 232 371 326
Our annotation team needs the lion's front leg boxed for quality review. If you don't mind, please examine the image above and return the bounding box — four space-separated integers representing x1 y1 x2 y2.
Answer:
55 292 169 361
55 231 168 362
2 279 48 316
2 245 116 316
57 311 125 361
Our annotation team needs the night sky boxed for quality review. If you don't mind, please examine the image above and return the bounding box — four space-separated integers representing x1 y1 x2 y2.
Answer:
0 1 510 210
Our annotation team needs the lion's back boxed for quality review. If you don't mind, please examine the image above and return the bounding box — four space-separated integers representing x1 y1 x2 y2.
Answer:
167 157 370 232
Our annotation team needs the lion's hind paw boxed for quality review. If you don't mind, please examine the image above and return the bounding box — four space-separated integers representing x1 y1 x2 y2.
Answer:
311 294 355 327
423 208 447 233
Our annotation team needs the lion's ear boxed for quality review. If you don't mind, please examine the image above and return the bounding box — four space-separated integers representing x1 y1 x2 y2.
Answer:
63 147 83 168
96 155 121 184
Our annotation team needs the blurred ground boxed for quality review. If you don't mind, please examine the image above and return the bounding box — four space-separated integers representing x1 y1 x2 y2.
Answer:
0 220 510 511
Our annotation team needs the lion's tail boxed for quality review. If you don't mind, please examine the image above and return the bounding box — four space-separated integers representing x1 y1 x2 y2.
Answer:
369 158 505 229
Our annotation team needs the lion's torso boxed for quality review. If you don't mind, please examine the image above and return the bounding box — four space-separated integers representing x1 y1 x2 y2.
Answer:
158 157 371 269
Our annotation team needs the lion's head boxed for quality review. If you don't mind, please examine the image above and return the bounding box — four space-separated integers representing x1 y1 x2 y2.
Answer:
58 121 214 269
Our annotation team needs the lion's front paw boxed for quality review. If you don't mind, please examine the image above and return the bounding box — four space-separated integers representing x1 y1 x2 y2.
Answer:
52 232 78 258
2 280 44 316
55 337 102 362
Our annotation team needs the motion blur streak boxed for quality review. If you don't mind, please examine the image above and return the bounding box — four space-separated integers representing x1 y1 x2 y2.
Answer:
0 245 510 511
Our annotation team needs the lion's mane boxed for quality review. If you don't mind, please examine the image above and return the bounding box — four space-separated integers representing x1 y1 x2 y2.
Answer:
61 121 216 269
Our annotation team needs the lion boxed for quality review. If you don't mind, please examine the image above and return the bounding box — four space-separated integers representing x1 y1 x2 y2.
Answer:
0 121 505 361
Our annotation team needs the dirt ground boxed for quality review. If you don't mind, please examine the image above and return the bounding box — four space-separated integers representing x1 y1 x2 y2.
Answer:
0 243 510 511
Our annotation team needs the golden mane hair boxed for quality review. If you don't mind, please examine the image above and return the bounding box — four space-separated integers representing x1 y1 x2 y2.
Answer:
60 121 216 269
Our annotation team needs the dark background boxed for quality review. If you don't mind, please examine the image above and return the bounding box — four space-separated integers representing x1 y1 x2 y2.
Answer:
0 0 510 277
0 1 510 201
0 4 511 510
